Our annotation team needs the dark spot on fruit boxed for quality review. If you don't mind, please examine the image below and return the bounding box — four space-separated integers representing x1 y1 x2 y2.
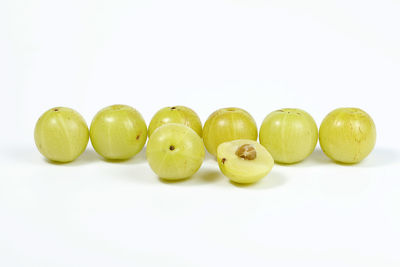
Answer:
136 134 140 140
54 108 59 112
169 145 175 151
171 107 176 110
222 158 226 164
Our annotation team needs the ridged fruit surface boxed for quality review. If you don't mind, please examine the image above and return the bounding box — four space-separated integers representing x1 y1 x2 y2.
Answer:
319 107 376 164
146 123 205 180
259 108 318 164
34 107 89 162
90 104 147 160
203 107 257 156
148 106 202 137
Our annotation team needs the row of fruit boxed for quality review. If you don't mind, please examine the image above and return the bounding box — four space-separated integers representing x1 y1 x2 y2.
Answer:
34 105 376 184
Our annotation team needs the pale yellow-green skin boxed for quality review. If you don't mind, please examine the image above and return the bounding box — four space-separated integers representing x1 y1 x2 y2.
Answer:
217 139 274 184
146 123 205 180
90 105 147 160
203 107 258 157
319 107 376 164
34 107 89 163
148 106 202 137
259 108 318 164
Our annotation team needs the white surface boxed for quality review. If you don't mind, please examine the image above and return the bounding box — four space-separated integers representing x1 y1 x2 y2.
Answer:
1 0 400 266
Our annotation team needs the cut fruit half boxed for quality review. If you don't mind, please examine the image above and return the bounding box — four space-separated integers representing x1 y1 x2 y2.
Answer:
217 139 274 184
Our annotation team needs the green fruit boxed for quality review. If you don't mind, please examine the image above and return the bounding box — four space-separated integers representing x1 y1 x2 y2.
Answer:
34 107 89 162
148 106 202 137
146 123 205 180
319 107 376 164
259 108 318 164
203 107 258 156
217 139 274 184
90 104 147 160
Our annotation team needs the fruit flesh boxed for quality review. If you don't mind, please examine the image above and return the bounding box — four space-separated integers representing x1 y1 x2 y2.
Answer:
148 106 202 137
203 107 258 156
146 123 205 180
319 107 376 163
259 108 318 164
34 107 89 162
217 139 274 184
90 104 147 160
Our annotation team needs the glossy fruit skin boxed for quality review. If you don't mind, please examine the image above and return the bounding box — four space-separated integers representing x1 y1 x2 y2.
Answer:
146 123 205 180
34 107 89 162
203 107 258 156
90 105 147 160
319 107 376 164
217 139 274 184
148 106 202 137
259 108 318 164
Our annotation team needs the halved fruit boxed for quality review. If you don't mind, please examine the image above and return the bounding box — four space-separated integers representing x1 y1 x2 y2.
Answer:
217 139 274 184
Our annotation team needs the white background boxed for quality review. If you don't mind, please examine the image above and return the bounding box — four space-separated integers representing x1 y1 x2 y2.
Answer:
1 0 400 266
